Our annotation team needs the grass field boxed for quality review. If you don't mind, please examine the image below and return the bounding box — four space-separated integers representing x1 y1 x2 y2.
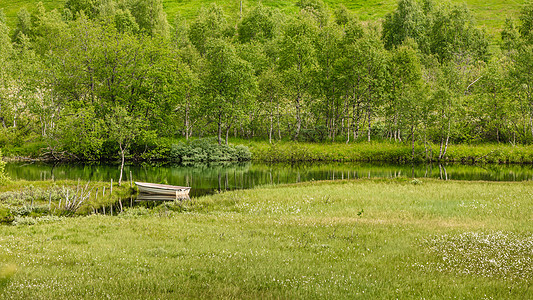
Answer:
0 0 526 38
1 178 532 298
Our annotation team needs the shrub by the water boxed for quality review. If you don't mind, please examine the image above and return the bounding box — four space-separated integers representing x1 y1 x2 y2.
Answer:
249 141 533 163
169 138 251 162
0 150 8 184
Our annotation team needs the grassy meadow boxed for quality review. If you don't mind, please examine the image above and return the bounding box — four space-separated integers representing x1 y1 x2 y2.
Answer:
1 178 532 298
0 0 525 38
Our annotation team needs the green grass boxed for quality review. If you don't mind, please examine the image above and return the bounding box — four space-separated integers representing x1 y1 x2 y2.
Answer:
0 0 64 26
244 140 533 163
1 178 532 298
0 0 526 38
0 180 135 224
7 138 533 164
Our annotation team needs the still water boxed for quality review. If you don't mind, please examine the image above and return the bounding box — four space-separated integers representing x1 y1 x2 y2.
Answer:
6 162 533 197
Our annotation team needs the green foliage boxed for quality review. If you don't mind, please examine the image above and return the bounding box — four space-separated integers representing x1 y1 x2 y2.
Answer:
249 140 533 163
188 3 228 55
52 107 105 160
382 0 425 50
169 138 251 162
1 0 533 164
0 0 522 33
296 0 330 27
128 0 169 36
202 37 258 145
0 150 8 184
383 0 488 62
65 0 100 19
299 125 328 142
114 8 139 34
237 4 279 43
106 106 148 154
519 0 533 44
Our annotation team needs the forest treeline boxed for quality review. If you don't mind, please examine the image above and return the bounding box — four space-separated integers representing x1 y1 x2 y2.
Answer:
1 0 533 161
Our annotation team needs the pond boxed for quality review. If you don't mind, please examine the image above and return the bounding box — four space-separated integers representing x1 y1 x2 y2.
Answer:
5 161 533 197
6 162 533 197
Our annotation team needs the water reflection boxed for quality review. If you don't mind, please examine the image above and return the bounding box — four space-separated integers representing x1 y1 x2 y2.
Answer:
5 161 533 197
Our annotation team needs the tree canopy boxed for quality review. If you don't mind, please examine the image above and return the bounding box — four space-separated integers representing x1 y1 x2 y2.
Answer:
0 0 530 162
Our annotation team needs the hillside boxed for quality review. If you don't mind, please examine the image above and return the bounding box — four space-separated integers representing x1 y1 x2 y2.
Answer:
0 0 525 39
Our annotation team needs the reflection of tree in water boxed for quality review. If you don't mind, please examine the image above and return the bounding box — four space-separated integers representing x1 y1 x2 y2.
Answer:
5 162 533 196
439 164 447 180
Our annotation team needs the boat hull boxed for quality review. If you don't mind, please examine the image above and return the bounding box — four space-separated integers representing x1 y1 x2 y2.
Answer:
135 182 191 201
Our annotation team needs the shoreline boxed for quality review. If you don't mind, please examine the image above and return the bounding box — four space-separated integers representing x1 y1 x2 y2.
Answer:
4 141 533 165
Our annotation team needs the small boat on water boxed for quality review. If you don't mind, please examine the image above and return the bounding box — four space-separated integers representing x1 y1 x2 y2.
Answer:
135 182 191 201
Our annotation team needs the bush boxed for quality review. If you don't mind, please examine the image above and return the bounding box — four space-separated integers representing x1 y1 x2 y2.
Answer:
0 205 14 224
169 138 252 162
299 125 328 142
0 150 8 184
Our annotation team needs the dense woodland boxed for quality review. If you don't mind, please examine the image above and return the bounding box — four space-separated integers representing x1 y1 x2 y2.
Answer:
1 0 533 161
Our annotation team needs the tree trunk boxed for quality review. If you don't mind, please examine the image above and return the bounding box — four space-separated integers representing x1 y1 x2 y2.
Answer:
346 105 351 144
277 103 282 140
411 125 415 161
439 137 444 160
354 101 360 140
269 111 273 144
217 112 222 146
423 123 432 161
367 110 372 142
185 95 190 140
119 144 125 186
331 113 337 142
439 119 452 160
294 93 302 140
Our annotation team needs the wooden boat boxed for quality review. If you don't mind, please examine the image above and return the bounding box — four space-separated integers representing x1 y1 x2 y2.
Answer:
135 182 191 201
136 194 189 201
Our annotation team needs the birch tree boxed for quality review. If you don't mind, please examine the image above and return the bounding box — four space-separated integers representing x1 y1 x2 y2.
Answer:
278 14 318 140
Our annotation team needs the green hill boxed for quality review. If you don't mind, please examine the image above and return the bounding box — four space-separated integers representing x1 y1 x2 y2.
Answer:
0 0 526 39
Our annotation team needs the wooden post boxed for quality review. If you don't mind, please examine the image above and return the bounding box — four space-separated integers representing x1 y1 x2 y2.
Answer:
110 179 113 195
103 186 106 197
130 171 133 188
110 203 113 215
103 205 105 215
130 196 133 207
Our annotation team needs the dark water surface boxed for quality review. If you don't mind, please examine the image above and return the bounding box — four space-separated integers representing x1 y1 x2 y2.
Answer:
6 162 533 197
